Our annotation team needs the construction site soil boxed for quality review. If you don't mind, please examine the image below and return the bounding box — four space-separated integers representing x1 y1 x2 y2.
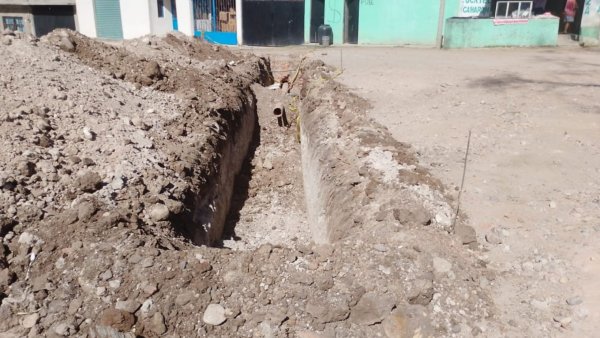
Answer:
1 29 498 337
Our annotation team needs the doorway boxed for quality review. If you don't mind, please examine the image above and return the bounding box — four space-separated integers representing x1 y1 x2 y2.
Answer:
310 0 324 43
544 0 584 35
344 0 359 44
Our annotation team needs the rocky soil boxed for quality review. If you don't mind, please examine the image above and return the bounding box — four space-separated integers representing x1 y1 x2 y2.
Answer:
1 29 499 338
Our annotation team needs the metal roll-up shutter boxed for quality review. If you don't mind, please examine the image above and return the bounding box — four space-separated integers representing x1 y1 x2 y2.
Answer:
94 0 123 39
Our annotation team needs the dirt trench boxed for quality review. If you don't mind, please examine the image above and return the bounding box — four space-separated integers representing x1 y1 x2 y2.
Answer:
0 30 496 338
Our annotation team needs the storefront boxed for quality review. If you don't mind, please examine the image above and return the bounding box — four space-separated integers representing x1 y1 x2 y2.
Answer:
444 0 560 48
302 0 599 47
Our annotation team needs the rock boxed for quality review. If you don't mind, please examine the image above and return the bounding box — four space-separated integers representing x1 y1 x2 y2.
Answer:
262 158 274 170
140 281 158 296
89 325 136 338
553 315 572 327
289 271 314 285
143 61 162 79
78 201 98 222
75 171 103 192
83 127 95 140
455 225 477 245
350 292 395 325
82 158 96 166
150 312 167 335
393 206 431 226
99 309 136 332
21 313 39 328
110 177 125 190
305 301 349 324
566 296 583 306
140 299 153 314
59 37 75 52
383 305 431 338
140 257 154 268
149 203 170 221
175 291 195 306
203 304 226 326
17 161 36 177
115 300 141 314
131 116 151 131
18 232 37 245
1 36 11 46
549 201 557 209
34 118 51 131
0 268 16 292
109 280 121 288
53 322 72 336
433 257 452 274
407 278 434 305
485 233 502 245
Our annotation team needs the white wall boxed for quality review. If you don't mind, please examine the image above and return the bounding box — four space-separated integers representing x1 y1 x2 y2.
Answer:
149 0 173 36
235 0 242 44
75 0 96 37
175 0 193 36
120 0 151 39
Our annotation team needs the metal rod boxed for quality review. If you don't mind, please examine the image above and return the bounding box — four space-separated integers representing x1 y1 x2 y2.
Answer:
452 130 472 228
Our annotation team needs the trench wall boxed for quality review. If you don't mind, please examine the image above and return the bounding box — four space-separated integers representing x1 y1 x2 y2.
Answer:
299 61 456 243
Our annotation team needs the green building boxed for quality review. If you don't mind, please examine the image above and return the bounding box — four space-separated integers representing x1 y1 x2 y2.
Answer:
303 0 600 48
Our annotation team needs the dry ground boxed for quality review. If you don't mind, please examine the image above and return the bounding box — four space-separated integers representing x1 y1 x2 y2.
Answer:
307 45 600 337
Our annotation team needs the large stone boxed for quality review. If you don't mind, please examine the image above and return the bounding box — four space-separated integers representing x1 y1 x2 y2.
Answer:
99 309 136 332
75 171 103 192
382 305 432 338
115 300 141 314
350 292 395 325
21 313 39 328
143 61 162 79
455 225 477 245
150 312 167 335
203 304 226 326
148 203 170 221
305 300 350 324
89 325 136 338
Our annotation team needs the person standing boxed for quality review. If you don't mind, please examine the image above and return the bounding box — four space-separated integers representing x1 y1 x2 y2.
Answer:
563 0 578 34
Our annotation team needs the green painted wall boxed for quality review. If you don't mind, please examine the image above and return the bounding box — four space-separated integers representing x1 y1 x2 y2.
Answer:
443 18 559 48
358 0 441 45
305 0 463 45
324 0 345 44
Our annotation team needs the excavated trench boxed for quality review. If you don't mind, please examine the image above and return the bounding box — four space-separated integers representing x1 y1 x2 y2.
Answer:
218 84 311 249
46 30 454 250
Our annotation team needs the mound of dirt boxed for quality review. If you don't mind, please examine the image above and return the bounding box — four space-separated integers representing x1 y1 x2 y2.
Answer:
0 30 497 338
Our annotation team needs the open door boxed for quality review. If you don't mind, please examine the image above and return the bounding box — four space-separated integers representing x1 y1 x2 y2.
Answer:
344 0 359 44
310 0 325 43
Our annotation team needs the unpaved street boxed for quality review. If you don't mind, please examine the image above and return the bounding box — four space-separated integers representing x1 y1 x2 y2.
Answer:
315 46 600 337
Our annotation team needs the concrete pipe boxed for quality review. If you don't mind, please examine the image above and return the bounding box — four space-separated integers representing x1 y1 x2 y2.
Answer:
273 103 289 127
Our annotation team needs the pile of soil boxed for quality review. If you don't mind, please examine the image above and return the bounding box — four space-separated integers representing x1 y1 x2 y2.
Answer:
0 29 497 338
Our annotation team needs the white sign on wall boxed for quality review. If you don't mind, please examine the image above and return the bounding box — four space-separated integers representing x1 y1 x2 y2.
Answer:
459 0 492 17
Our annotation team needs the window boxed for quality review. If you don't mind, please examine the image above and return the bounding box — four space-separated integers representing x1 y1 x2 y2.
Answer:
157 0 164 17
495 1 532 18
2 17 25 32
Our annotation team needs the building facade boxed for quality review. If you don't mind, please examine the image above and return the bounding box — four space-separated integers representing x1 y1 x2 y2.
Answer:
70 0 600 46
75 0 240 42
0 0 76 36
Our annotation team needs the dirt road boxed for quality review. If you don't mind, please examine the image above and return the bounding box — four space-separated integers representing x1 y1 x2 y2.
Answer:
312 46 600 337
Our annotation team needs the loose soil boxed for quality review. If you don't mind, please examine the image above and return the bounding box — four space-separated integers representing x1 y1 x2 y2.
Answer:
1 30 505 338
